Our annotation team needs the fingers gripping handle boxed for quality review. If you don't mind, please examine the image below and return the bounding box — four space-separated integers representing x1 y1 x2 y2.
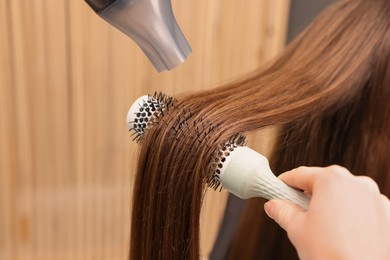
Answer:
219 147 310 210
260 172 310 210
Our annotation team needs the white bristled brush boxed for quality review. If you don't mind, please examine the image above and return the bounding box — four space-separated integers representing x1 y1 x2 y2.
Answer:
214 143 310 210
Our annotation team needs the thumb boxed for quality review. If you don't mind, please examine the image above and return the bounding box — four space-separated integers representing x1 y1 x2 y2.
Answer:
264 199 303 231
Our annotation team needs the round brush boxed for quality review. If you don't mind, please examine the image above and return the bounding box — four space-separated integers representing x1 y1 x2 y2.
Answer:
127 92 175 141
212 141 310 210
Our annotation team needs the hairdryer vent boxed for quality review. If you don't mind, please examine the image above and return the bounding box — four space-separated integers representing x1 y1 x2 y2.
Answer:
85 0 192 72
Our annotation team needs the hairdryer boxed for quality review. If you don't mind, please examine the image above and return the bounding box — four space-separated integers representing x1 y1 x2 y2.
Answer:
85 0 192 72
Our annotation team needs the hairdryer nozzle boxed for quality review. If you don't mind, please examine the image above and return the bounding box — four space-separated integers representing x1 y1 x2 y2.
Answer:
85 0 192 72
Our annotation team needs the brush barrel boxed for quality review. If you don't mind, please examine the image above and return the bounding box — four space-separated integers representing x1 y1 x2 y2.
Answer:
127 95 149 130
220 146 310 210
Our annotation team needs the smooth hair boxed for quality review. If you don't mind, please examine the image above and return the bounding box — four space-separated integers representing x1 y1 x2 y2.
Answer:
129 0 390 259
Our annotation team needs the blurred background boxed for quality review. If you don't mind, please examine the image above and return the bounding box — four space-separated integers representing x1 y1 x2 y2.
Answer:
0 0 331 259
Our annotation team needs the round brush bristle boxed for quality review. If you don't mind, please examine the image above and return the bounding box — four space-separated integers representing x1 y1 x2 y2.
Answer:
127 92 175 142
207 134 246 190
127 95 150 134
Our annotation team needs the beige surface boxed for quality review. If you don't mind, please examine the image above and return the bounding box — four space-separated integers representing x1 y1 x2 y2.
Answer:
0 0 289 259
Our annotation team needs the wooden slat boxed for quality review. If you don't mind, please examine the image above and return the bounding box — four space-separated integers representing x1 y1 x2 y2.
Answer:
0 1 15 259
67 1 88 258
29 1 50 258
7 1 36 258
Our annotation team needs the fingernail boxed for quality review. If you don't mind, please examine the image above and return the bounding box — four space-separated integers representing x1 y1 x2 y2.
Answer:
264 201 274 219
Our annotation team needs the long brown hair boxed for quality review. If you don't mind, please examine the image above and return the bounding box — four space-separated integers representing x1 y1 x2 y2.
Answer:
129 0 390 259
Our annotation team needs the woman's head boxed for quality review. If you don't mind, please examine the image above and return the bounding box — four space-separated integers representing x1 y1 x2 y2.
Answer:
129 0 390 259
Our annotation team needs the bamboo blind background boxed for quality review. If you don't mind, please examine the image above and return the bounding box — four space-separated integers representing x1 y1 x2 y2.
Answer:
0 0 289 259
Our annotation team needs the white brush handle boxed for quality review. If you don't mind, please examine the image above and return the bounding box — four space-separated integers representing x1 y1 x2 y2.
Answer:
219 147 310 210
